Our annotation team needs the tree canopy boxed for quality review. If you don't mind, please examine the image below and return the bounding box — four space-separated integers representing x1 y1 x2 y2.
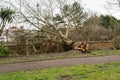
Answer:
0 7 15 36
99 15 119 28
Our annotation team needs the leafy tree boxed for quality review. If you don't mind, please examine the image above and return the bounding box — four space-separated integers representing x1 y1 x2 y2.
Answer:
99 15 118 29
0 7 15 36
53 2 87 40
63 2 87 26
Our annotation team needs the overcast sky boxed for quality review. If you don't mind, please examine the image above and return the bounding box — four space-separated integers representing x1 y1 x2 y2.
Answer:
82 0 108 14
1 0 120 19
1 0 120 29
82 0 120 19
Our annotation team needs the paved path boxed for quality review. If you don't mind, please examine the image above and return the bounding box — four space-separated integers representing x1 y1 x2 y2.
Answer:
0 55 120 73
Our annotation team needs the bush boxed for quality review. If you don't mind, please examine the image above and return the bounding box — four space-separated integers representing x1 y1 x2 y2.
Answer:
0 43 9 56
112 36 120 49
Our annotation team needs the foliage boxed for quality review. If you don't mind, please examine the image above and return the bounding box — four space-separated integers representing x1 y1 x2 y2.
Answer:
0 62 120 80
53 2 88 40
0 7 15 36
0 43 9 56
82 14 120 41
99 15 118 29
0 7 15 22
112 36 120 49
53 2 87 27
62 2 87 26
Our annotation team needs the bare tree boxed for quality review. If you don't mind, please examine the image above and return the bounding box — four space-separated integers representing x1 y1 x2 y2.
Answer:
7 0 87 41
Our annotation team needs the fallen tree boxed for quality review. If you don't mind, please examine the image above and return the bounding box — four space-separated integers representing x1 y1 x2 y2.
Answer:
5 0 89 54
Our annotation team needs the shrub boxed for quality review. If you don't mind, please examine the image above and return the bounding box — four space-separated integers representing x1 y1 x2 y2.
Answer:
112 36 120 49
0 43 9 56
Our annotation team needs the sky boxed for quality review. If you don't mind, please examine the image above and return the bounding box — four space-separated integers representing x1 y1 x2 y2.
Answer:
82 0 108 14
1 0 120 29
82 0 120 19
1 0 120 19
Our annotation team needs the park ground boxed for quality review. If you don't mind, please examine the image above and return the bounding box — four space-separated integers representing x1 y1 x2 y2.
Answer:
0 50 120 80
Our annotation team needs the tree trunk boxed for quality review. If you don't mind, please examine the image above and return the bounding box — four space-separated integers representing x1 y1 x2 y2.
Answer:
62 39 74 51
0 24 5 36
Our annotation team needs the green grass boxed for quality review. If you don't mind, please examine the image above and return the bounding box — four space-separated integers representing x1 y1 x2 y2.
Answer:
0 50 120 64
91 50 120 56
0 62 120 80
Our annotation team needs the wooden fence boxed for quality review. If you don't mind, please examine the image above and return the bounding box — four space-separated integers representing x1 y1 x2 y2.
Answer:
88 41 113 50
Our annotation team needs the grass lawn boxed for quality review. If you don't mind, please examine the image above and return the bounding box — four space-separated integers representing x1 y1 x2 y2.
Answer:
91 50 120 56
0 50 120 64
0 62 120 80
